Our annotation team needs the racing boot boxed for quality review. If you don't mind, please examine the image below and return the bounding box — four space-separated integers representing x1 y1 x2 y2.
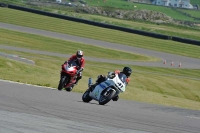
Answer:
66 84 74 92
112 95 119 101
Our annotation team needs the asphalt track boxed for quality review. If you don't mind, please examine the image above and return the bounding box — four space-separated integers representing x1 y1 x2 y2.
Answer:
0 22 200 133
0 22 200 69
0 80 200 133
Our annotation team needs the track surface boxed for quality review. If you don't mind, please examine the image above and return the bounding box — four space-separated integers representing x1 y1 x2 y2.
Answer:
0 22 200 69
0 22 200 133
0 80 200 133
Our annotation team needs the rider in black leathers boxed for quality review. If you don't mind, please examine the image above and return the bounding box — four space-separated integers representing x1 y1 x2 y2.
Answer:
88 67 132 101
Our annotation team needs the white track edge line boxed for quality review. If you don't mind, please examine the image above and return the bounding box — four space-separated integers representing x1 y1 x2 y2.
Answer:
0 79 56 90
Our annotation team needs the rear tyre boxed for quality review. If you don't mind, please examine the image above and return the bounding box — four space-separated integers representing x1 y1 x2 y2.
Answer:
58 77 66 91
99 89 116 105
82 90 92 103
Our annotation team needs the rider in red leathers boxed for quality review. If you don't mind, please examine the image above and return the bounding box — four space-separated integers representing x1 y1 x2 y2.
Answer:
64 50 85 87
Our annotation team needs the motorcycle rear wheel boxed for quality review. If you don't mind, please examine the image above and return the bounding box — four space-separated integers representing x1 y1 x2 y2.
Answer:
66 86 73 92
99 89 116 105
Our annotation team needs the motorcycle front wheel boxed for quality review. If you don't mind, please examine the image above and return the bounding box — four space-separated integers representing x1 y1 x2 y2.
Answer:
58 76 67 91
82 90 92 103
99 89 116 105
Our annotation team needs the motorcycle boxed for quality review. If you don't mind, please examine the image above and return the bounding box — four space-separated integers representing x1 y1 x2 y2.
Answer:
57 60 78 92
82 73 127 105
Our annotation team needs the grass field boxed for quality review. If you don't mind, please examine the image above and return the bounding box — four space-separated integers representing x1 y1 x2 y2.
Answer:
2 0 200 24
85 0 200 22
1 0 200 39
178 9 200 18
0 7 200 110
62 12 200 40
0 29 158 62
1 8 200 59
190 0 200 5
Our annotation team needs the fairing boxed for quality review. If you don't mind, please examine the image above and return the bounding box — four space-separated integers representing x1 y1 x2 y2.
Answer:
89 73 126 101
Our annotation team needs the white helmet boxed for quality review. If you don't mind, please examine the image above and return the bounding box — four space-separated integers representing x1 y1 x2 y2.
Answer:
76 50 83 60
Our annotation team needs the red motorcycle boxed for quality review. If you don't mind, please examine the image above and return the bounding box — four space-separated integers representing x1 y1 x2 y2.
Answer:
58 60 78 92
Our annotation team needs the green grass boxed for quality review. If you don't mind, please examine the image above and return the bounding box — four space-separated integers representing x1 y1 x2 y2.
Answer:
2 0 200 23
1 8 200 59
178 9 200 18
85 0 200 22
0 28 157 62
63 12 200 40
2 1 200 38
1 49 200 110
191 0 200 5
1 48 200 79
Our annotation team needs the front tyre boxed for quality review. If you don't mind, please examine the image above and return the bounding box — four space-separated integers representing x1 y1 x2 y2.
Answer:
58 76 66 91
99 89 116 105
82 90 92 103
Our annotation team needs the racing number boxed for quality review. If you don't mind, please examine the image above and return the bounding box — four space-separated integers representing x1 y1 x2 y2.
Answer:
117 82 123 89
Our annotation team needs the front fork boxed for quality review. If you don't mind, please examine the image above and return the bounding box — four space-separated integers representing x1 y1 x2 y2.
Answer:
60 71 64 78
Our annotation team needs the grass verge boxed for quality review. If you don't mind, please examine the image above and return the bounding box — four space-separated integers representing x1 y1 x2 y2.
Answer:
0 51 200 110
0 28 158 62
0 8 200 59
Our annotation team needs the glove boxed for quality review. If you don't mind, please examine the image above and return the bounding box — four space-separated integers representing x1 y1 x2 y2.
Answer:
77 68 83 74
97 75 105 79
63 61 68 64
76 70 80 74
107 72 115 79
76 66 80 70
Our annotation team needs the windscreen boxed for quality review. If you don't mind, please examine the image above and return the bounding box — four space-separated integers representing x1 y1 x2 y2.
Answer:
117 73 127 84
68 60 78 67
